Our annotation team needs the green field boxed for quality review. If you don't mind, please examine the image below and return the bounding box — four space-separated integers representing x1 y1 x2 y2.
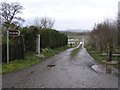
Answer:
64 32 84 39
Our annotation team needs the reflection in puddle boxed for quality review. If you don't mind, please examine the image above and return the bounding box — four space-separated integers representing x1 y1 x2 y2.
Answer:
91 64 118 76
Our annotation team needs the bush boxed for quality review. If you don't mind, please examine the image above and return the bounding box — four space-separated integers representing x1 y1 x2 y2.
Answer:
21 27 68 52
21 26 39 51
40 29 68 49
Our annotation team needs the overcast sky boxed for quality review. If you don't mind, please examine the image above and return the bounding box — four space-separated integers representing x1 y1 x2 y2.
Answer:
1 0 119 31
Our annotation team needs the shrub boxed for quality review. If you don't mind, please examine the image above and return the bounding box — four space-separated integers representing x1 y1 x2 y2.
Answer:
40 29 68 49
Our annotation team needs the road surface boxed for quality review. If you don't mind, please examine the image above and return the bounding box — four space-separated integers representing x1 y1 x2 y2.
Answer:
2 47 118 88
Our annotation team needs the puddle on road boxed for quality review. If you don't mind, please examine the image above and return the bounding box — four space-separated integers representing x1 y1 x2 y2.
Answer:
91 64 118 76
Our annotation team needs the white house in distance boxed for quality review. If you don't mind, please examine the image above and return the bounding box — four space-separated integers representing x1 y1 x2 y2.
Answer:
68 39 79 47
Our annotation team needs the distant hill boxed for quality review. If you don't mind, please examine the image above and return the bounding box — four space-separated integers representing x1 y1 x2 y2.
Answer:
62 29 90 33
59 29 90 39
60 29 90 35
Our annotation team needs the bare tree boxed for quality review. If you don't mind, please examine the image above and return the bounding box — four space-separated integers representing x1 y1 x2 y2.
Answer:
1 2 24 29
90 19 118 61
118 15 120 48
33 17 55 29
34 17 41 28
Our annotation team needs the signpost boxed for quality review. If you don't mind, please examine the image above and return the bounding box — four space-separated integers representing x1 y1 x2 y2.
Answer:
9 30 20 36
6 30 20 64
6 30 9 64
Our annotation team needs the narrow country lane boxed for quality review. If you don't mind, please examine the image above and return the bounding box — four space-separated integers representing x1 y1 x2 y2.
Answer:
2 47 118 88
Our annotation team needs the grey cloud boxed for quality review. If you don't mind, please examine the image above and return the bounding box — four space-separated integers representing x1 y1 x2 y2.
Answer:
3 0 119 30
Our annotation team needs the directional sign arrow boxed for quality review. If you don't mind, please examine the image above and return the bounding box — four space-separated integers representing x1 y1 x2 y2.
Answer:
9 30 20 36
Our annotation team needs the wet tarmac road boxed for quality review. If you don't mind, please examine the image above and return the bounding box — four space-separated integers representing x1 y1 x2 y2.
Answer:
2 48 118 88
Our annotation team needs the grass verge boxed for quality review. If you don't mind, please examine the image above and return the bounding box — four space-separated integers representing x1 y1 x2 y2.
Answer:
87 48 120 69
70 46 81 57
2 46 69 74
